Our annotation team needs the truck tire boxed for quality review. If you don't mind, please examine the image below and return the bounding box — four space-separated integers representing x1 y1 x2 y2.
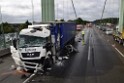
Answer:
115 37 118 41
72 37 75 44
113 36 116 41
66 45 74 53
119 39 122 44
123 41 124 46
43 56 53 72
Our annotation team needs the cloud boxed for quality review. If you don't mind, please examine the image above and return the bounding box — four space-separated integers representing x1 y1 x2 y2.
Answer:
0 0 119 23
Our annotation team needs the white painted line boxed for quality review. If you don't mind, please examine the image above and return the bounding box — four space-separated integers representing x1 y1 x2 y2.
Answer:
112 45 124 57
88 46 91 61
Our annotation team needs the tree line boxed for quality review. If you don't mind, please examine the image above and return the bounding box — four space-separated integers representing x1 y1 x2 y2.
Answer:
94 18 119 25
0 17 118 34
0 18 90 34
59 18 90 24
0 20 31 34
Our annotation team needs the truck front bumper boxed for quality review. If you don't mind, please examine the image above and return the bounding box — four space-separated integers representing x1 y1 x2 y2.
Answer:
22 61 43 71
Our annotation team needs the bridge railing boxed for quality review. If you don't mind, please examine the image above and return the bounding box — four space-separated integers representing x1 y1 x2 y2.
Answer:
0 33 17 57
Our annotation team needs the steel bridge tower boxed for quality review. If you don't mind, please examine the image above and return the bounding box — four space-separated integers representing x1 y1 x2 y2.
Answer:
119 0 124 32
41 0 55 22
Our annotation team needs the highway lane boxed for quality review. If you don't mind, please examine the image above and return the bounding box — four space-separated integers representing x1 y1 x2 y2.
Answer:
0 56 25 83
96 28 124 63
0 28 90 83
30 27 124 83
92 27 124 83
1 27 124 83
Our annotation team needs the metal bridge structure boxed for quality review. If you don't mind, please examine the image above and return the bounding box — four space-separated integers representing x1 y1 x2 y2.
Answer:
41 0 77 22
119 0 124 33
41 0 55 22
0 0 124 83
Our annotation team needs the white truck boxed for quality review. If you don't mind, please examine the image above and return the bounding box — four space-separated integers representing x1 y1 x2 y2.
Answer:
10 22 76 73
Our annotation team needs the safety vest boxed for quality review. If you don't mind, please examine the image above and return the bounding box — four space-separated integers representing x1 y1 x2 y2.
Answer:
82 30 85 35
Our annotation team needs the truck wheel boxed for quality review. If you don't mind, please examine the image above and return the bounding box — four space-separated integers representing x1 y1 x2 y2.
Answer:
43 56 53 72
113 36 116 41
119 40 122 44
123 42 124 46
72 38 75 44
66 45 74 53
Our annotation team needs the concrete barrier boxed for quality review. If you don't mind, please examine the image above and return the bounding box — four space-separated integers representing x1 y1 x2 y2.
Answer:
0 48 11 57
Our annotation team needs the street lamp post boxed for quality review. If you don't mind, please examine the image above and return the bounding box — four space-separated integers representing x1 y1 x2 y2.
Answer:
100 0 107 24
0 6 6 48
31 0 34 25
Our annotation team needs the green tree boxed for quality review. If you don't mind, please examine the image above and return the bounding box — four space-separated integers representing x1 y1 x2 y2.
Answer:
67 20 74 22
2 22 14 33
60 19 65 22
74 17 89 24
19 20 31 31
94 18 119 25
74 18 83 24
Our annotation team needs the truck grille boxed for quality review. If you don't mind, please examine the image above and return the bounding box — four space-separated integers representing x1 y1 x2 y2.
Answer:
21 52 40 58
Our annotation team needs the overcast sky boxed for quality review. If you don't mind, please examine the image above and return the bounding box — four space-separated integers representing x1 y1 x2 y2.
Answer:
0 0 120 23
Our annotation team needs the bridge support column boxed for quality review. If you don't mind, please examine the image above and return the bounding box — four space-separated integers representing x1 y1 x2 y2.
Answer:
119 0 124 32
41 0 55 22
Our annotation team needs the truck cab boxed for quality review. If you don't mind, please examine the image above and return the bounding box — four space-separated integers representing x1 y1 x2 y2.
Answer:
10 22 76 72
11 24 56 72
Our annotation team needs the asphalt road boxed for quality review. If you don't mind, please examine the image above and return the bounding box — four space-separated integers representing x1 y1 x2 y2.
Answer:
0 27 124 83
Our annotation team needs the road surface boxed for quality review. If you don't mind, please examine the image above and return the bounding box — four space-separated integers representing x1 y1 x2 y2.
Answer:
0 27 124 83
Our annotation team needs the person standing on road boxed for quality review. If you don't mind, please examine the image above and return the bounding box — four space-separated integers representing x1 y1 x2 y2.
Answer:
81 30 85 45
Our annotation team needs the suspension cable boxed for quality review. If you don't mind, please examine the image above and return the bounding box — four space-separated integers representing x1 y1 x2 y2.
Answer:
67 0 69 19
117 0 120 23
70 0 77 18
63 0 65 19
101 0 107 20
31 0 34 25
0 6 6 48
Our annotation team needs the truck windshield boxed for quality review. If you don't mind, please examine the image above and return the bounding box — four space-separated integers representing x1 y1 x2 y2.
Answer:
19 35 46 48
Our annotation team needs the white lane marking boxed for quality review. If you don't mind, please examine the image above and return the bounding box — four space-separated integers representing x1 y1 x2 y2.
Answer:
88 46 91 61
112 45 124 57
